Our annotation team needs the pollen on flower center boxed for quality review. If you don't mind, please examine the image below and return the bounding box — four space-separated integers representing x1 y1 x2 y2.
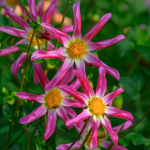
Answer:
6 0 18 6
88 97 106 115
28 29 44 47
44 88 63 109
68 42 86 58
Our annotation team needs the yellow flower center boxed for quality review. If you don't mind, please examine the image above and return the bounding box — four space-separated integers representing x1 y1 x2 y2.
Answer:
88 97 106 115
28 29 45 47
44 88 63 109
67 40 87 58
86 133 101 147
6 0 18 6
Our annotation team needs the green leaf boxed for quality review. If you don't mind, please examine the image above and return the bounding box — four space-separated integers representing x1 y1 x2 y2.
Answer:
36 141 46 150
124 132 149 145
119 138 130 147
46 59 58 67
2 101 15 120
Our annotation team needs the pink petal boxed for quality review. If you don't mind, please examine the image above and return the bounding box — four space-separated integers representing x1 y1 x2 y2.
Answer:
59 85 87 104
27 0 38 21
4 7 30 31
11 52 27 77
44 110 57 140
66 109 91 127
102 87 124 105
56 141 81 150
0 26 27 38
15 39 28 45
83 52 120 80
0 46 19 57
65 107 84 133
16 92 45 103
32 62 50 89
19 105 47 124
100 139 127 150
69 79 81 90
90 119 100 149
55 47 67 57
113 121 132 133
73 69 94 98
100 116 118 147
38 1 44 17
34 63 41 85
75 58 85 74
83 13 112 43
47 42 54 50
96 67 107 98
88 35 126 51
42 0 57 23
73 1 81 38
105 106 134 122
41 23 71 45
0 1 5 6
31 50 60 61
62 97 84 108
61 25 73 33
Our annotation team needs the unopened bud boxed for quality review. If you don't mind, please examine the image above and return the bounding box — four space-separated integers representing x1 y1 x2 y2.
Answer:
97 127 106 139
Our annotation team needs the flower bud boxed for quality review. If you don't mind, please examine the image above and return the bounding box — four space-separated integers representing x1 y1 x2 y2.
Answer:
112 94 123 110
97 127 106 139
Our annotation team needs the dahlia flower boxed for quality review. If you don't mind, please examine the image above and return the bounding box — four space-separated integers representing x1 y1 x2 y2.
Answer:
0 0 72 77
16 63 83 140
31 1 125 80
59 67 134 148
56 120 132 150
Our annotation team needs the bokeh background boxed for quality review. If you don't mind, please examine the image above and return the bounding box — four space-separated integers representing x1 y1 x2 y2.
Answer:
0 0 150 149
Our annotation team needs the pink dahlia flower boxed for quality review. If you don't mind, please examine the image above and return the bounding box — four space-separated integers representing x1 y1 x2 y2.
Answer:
0 0 72 77
56 120 132 150
59 67 134 149
31 1 125 80
16 63 83 140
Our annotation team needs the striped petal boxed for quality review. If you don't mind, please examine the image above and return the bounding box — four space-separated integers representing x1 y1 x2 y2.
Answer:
75 58 85 74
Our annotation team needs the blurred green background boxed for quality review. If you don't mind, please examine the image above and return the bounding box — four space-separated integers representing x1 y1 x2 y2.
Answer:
0 0 150 149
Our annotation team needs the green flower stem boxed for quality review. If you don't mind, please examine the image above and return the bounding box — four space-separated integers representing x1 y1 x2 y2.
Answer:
120 108 150 138
36 36 41 49
67 117 90 150
79 127 92 149
54 0 72 50
18 0 34 23
25 127 30 150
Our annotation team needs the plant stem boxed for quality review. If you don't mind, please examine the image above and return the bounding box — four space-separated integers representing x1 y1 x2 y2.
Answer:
67 117 90 150
25 127 30 150
79 127 92 149
120 108 150 138
18 0 34 22
54 0 72 50
36 36 41 49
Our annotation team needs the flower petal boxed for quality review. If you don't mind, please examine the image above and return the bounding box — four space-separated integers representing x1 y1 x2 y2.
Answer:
4 7 30 31
27 0 38 21
83 52 120 80
100 116 118 147
38 1 44 17
88 35 126 51
43 110 57 140
61 25 73 33
34 63 41 85
83 13 112 43
32 62 50 90
73 69 94 98
73 1 81 38
19 105 47 124
0 46 19 57
105 106 134 122
42 0 57 23
31 50 60 61
69 79 81 90
75 58 85 74
0 26 27 38
102 87 124 105
62 97 84 108
16 92 45 103
96 67 107 98
66 109 91 127
59 85 87 104
113 121 132 133
11 52 27 77
41 23 71 45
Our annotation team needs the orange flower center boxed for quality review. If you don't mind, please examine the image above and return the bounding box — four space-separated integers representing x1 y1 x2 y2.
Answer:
44 88 63 109
68 40 86 58
28 29 45 47
88 97 106 115
6 0 18 6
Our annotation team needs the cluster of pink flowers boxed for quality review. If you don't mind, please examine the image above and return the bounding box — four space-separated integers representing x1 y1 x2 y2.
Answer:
0 0 134 149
